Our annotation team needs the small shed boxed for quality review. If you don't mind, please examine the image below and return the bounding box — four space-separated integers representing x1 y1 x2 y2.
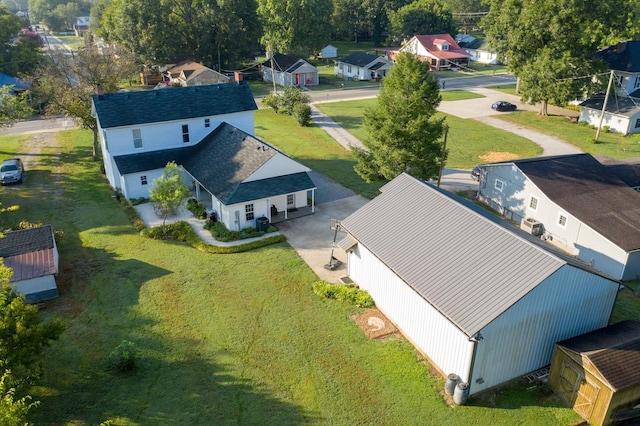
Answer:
548 320 640 426
320 45 338 59
0 225 59 303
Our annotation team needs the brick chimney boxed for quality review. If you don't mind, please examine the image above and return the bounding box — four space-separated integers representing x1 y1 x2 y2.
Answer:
96 84 104 100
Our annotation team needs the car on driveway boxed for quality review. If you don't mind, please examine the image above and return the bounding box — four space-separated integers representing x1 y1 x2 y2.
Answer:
491 101 517 112
471 165 481 181
0 158 24 185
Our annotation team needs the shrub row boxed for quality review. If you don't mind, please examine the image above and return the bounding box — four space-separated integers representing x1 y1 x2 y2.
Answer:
311 281 374 308
186 198 207 219
205 220 277 242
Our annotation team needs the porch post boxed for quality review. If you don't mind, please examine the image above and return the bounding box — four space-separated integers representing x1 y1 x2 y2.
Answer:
284 194 288 219
311 189 315 213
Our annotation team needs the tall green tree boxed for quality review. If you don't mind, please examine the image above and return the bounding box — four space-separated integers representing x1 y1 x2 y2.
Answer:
0 86 33 128
388 0 455 44
482 0 638 115
0 6 44 76
30 45 137 160
353 52 446 182
149 162 191 227
258 0 333 56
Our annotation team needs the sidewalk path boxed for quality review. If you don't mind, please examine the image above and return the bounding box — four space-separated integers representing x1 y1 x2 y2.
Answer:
310 104 365 150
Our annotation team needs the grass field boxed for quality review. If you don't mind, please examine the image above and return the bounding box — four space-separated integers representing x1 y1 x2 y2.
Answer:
313 98 543 169
0 130 593 425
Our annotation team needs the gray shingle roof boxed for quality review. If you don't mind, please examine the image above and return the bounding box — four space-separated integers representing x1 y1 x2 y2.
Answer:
339 173 615 337
339 52 382 67
580 93 640 117
557 320 640 391
512 154 640 251
92 83 257 129
262 53 305 73
114 122 314 205
595 154 640 188
0 225 57 282
595 40 640 73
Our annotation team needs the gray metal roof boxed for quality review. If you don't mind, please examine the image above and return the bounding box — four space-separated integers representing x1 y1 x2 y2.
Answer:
0 225 57 282
92 83 257 128
340 173 598 337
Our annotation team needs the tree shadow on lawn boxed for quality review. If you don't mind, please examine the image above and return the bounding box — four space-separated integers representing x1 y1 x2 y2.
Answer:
30 246 318 424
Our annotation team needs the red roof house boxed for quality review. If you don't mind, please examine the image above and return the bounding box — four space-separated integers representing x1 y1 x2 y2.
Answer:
392 34 470 71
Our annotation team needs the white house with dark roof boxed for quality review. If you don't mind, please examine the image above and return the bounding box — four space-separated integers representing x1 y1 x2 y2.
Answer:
0 225 59 303
334 52 393 81
338 173 621 396
91 83 316 230
579 41 640 134
161 60 230 87
477 153 640 280
261 53 319 87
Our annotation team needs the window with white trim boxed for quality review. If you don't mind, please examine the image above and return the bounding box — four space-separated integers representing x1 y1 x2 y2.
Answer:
132 129 142 149
558 212 568 228
635 76 640 89
529 195 539 211
245 203 254 221
141 175 148 185
205 118 210 128
494 179 504 192
182 124 190 143
287 194 294 207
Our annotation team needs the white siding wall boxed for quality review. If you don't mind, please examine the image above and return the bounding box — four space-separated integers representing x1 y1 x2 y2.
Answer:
479 165 629 280
245 155 310 182
579 108 634 134
623 250 640 280
472 265 618 394
121 169 164 200
348 244 474 382
14 275 58 299
102 111 254 157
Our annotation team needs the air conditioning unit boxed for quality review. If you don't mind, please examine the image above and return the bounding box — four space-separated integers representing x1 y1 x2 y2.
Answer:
521 217 543 236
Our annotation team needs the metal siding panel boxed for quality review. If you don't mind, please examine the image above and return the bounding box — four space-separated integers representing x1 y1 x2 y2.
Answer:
341 173 567 336
471 266 618 394
349 244 473 379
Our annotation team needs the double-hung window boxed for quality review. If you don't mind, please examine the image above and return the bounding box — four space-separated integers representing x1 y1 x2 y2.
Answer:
182 125 190 143
132 129 142 148
245 204 254 221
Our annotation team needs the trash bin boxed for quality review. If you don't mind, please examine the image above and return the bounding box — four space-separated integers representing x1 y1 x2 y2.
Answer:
256 216 269 232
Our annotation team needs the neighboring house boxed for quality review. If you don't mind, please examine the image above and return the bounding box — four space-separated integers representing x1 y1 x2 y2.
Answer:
91 83 316 231
74 16 90 37
338 173 621 396
261 53 319 87
162 61 230 87
334 52 393 81
548 320 640 426
0 225 59 303
477 153 640 280
579 40 640 134
456 34 499 65
320 44 338 59
0 72 29 93
391 34 470 71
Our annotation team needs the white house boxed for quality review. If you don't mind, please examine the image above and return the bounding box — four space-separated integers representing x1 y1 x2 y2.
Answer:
338 173 621 396
579 41 640 134
391 34 470 71
161 60 230 87
477 154 640 281
456 34 500 65
261 53 319 87
91 83 316 231
320 44 338 59
334 52 393 81
0 225 59 303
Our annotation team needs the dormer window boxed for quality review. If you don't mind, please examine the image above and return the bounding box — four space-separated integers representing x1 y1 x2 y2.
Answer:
132 129 142 148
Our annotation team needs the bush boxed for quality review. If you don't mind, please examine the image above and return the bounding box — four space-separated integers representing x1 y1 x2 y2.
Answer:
142 221 193 241
205 221 275 242
106 340 138 373
262 93 280 113
186 198 207 219
293 103 312 126
312 281 374 308
279 86 310 115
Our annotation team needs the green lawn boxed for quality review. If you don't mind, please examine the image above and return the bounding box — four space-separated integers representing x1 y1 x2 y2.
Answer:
314 99 543 169
54 34 84 50
0 129 588 425
495 112 640 159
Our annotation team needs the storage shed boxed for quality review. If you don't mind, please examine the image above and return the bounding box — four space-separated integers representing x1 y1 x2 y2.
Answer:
320 45 338 59
339 173 622 396
548 320 640 426
0 225 59 303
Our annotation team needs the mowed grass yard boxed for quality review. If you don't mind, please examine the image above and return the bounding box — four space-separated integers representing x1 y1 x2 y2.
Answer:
0 130 588 425
314 96 543 169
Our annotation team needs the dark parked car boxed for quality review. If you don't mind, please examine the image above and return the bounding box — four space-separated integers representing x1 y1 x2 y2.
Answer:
491 101 517 112
471 165 481 181
0 158 24 185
